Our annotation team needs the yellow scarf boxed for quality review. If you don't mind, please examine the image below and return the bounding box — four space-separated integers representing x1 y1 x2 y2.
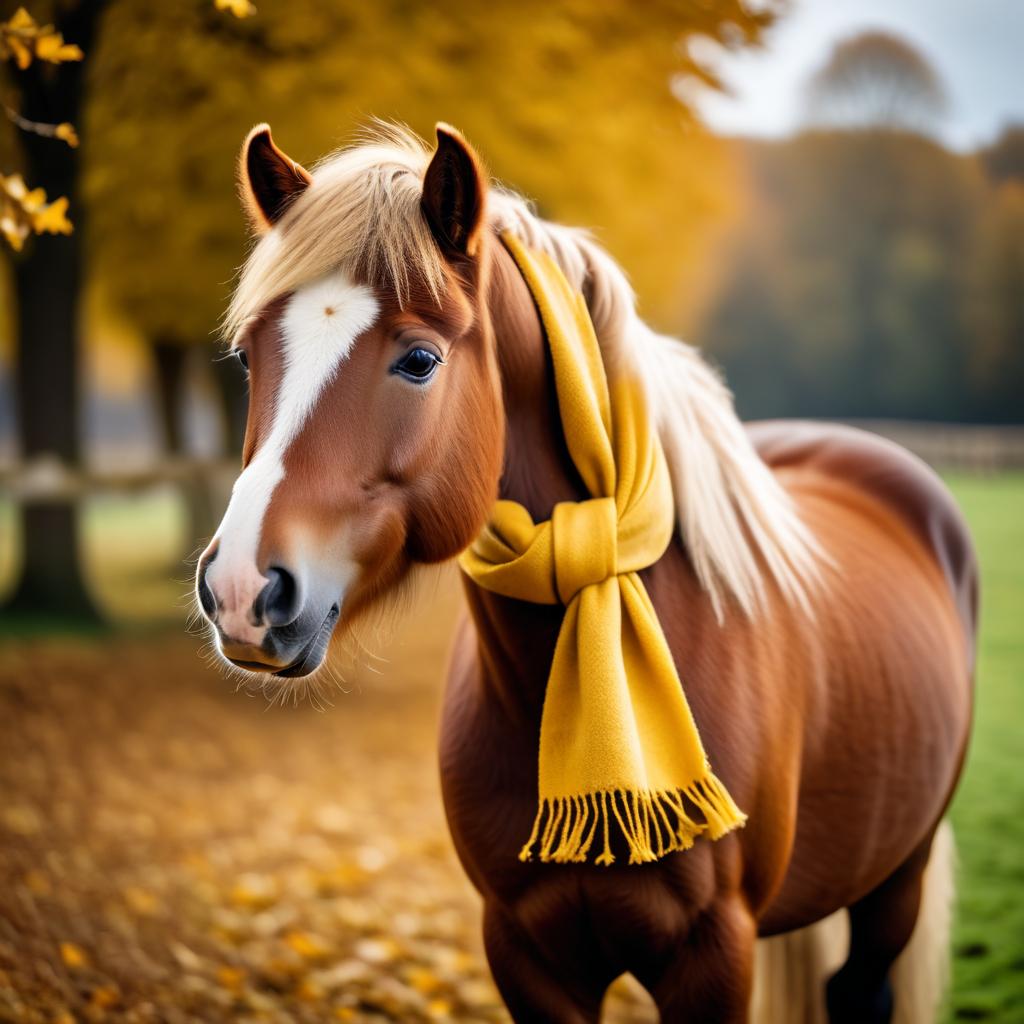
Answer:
458 234 746 866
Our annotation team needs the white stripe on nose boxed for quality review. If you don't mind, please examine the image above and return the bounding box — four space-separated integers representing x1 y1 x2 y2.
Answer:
205 271 380 639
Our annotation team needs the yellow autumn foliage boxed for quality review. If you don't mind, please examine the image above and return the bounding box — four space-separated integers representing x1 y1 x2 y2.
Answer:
0 6 83 69
0 8 80 250
0 173 73 251
214 0 257 18
54 121 79 148
86 0 775 345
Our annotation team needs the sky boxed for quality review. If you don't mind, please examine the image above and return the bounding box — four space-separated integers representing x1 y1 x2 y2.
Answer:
697 0 1024 151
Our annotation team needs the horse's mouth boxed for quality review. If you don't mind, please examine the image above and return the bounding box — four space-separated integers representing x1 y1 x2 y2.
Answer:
227 605 339 678
273 605 340 677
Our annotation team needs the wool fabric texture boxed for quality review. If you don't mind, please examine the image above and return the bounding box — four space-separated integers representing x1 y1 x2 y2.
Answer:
458 233 746 865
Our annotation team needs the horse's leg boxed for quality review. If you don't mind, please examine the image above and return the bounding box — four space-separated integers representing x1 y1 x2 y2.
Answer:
482 903 609 1024
637 895 758 1024
825 836 933 1024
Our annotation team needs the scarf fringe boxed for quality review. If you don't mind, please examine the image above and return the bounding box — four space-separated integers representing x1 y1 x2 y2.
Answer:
519 773 747 866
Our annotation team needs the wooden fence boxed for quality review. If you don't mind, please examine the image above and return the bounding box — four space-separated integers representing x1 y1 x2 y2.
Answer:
845 421 1024 473
0 455 237 503
1 423 1021 509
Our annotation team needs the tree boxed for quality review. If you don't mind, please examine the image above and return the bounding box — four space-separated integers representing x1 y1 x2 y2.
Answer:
980 123 1024 184
964 181 1024 420
804 31 948 137
0 0 252 618
2 1 105 618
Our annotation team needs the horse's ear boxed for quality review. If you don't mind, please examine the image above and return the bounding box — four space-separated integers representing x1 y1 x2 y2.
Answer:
421 123 487 258
239 124 312 233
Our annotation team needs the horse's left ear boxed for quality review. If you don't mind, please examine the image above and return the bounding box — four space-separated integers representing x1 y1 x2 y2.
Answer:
239 123 312 233
421 123 487 258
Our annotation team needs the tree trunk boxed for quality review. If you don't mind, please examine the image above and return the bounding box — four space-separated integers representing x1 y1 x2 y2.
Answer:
210 351 249 456
5 1 106 619
152 338 188 455
151 339 220 547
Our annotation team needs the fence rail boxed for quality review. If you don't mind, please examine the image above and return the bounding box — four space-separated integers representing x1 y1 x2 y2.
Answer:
0 456 238 502
845 421 1024 472
1 423 1022 504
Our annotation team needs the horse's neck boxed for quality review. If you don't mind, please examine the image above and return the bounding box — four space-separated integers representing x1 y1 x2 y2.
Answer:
488 239 587 517
459 239 588 720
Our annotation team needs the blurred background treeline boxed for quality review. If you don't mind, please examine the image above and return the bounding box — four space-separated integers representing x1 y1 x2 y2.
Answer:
695 26 1024 424
702 126 1024 422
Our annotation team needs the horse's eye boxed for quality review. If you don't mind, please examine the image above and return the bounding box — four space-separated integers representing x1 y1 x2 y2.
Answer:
234 349 249 372
393 346 441 382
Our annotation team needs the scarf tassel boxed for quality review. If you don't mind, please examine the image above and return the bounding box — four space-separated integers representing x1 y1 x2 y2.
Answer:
519 773 747 867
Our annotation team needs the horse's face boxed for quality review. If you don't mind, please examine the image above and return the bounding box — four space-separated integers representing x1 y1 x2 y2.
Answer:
196 125 503 678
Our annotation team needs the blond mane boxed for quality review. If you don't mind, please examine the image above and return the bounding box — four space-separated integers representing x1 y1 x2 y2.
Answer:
227 125 821 620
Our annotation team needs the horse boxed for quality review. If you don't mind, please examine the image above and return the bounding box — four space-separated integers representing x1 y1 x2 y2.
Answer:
194 122 976 1023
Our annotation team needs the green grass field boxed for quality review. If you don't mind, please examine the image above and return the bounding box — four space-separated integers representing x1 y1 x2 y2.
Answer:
944 475 1024 1023
0 474 1021 1020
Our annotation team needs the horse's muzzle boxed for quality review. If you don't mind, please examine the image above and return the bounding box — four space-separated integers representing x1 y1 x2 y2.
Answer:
217 604 339 677
197 553 339 677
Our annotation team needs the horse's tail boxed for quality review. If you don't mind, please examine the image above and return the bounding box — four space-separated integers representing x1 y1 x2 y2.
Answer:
750 820 956 1024
891 820 956 1024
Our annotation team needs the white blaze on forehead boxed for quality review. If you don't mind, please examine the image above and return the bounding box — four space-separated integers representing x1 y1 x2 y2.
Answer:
274 273 381 445
206 270 379 639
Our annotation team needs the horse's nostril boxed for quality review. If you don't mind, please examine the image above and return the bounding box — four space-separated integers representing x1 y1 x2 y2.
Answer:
197 558 217 619
255 566 301 627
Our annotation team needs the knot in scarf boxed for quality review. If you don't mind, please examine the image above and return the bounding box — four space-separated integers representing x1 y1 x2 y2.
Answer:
552 498 616 602
458 233 746 866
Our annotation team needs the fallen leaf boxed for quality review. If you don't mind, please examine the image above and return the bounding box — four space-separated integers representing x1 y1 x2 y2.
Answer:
3 804 42 834
59 942 87 969
284 930 329 959
123 886 157 914
230 872 277 909
23 869 51 895
90 984 120 1009
355 937 401 964
215 965 246 993
407 966 442 994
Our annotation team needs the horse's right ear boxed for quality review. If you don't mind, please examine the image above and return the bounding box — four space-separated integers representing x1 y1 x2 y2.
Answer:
421 123 487 258
239 124 311 233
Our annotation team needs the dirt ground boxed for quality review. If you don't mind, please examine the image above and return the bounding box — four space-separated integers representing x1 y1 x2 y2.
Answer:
0 595 654 1023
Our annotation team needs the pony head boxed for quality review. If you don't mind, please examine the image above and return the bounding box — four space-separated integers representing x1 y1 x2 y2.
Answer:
196 122 822 687
196 123 505 679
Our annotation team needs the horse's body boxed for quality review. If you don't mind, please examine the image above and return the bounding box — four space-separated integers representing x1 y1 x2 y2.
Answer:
438 240 975 1021
197 123 976 1022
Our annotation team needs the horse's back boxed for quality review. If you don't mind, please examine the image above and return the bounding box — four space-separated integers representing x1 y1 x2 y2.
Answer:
748 419 978 665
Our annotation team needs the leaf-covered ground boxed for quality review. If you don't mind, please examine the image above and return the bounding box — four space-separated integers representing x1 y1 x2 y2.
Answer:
0 621 655 1023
